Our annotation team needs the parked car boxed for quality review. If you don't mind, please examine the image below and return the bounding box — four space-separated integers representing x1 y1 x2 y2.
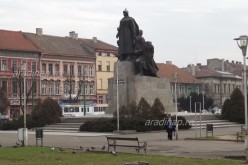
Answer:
0 115 9 124
211 108 221 115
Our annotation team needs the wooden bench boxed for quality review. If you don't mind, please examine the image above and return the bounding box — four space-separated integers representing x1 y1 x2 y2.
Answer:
236 126 246 142
106 136 147 153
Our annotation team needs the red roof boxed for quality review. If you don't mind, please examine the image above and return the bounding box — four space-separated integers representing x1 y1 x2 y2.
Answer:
157 63 201 84
0 30 39 52
78 38 117 52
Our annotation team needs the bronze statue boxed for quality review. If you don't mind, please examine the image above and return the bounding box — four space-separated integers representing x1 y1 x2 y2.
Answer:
116 9 158 77
116 9 139 61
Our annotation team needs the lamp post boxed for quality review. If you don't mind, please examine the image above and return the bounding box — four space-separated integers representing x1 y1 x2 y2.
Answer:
190 95 192 113
83 67 86 116
21 62 27 147
173 72 178 140
194 102 201 138
234 35 248 159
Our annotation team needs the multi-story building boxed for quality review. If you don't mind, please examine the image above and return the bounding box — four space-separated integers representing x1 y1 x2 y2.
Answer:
157 61 202 98
79 37 118 112
0 30 41 119
23 29 97 115
184 63 242 108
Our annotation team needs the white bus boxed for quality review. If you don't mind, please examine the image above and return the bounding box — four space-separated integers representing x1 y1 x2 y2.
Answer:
60 103 107 117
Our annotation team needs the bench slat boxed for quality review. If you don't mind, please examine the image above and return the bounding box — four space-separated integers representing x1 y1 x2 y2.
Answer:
107 137 138 141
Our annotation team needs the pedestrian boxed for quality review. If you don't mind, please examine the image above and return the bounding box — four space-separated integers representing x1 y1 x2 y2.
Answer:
166 114 174 140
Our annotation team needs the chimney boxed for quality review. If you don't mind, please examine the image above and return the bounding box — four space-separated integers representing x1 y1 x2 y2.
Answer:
69 31 78 40
236 61 238 64
36 28 43 36
221 59 224 71
232 60 234 63
93 37 97 43
166 61 172 65
191 64 195 76
226 60 229 63
196 63 201 67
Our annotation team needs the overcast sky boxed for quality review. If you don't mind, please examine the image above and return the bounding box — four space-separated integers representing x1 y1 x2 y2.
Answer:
1 0 248 67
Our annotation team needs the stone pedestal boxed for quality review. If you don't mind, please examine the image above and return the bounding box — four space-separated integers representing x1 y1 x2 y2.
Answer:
107 61 174 114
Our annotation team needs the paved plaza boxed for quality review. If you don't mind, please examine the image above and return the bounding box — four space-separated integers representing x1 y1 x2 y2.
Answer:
0 126 245 159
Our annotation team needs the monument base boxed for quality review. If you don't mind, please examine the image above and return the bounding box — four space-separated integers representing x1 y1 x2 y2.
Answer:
107 61 174 114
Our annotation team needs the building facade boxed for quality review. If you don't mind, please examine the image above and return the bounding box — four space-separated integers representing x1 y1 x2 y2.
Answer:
0 30 41 119
184 63 242 108
24 29 97 115
79 37 118 112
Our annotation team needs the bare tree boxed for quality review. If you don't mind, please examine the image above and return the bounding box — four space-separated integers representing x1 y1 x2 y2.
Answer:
13 68 35 115
63 72 83 103
0 86 10 115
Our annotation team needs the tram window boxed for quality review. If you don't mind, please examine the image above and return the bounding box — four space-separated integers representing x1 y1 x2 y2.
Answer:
69 107 74 112
64 107 68 112
87 107 89 112
81 108 84 112
75 107 79 112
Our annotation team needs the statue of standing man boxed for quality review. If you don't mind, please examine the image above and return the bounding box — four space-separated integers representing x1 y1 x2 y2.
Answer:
116 9 139 61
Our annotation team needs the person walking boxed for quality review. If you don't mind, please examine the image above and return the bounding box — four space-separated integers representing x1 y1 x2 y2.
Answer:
167 114 174 140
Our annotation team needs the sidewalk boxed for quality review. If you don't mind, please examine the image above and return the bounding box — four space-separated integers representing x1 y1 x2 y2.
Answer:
0 126 245 159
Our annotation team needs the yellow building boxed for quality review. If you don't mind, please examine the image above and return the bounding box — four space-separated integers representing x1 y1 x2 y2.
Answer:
79 37 118 113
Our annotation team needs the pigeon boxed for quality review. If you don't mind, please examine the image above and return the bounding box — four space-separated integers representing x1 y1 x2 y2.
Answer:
101 145 105 151
51 146 55 151
72 150 77 154
85 148 90 152
59 147 65 152
111 150 117 156
16 141 21 146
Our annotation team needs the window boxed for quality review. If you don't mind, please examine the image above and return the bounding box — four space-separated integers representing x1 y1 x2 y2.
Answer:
71 82 75 94
106 61 110 72
63 64 68 75
31 81 37 94
55 82 60 95
107 52 110 56
41 81 46 95
64 82 68 94
49 82 54 95
89 84 94 94
1 59 7 71
78 65 82 77
70 65 74 76
55 64 59 76
48 64 53 76
99 96 103 104
42 63 46 75
1 80 7 93
12 60 17 72
85 84 88 95
12 80 18 97
98 61 102 71
99 52 102 56
31 62 36 71
84 65 88 76
89 65 94 76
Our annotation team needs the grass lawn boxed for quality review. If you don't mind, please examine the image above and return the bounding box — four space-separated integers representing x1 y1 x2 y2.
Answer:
0 147 243 165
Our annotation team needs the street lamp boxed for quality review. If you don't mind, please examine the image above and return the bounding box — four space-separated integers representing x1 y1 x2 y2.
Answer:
172 72 178 140
194 102 201 138
234 35 248 158
21 62 27 147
